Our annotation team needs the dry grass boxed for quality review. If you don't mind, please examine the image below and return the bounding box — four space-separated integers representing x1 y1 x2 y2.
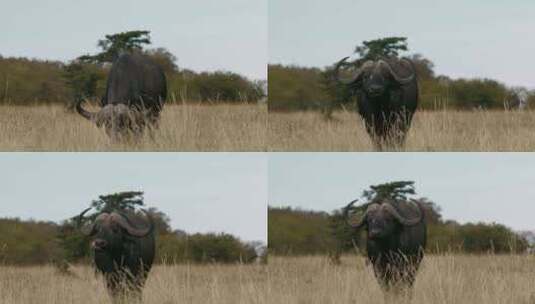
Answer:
268 255 535 304
3 256 535 303
269 109 535 151
0 263 267 304
0 103 267 151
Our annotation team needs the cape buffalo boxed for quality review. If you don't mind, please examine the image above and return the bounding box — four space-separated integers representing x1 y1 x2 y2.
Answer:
78 208 155 301
345 199 426 295
334 56 418 149
76 52 167 140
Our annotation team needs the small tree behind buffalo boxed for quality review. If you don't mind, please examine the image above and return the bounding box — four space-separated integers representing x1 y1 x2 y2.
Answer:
89 191 145 213
78 30 151 64
362 181 416 203
354 37 409 61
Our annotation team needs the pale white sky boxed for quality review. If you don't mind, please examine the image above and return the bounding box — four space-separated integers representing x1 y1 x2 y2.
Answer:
269 153 535 231
270 0 535 88
2 0 267 80
0 153 267 242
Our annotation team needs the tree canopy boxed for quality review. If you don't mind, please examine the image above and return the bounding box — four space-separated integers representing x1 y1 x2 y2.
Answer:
362 181 416 203
354 36 409 61
90 191 145 213
79 30 152 64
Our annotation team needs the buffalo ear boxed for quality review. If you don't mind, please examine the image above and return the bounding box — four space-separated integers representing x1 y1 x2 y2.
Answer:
335 58 371 85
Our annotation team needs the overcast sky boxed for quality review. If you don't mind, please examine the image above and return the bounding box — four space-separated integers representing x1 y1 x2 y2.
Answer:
270 0 535 88
0 153 267 243
269 153 535 231
2 0 266 80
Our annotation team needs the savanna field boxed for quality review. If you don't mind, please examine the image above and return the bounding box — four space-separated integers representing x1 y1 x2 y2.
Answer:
269 109 535 151
0 263 268 304
268 255 535 304
4 104 535 151
3 255 535 304
0 103 267 151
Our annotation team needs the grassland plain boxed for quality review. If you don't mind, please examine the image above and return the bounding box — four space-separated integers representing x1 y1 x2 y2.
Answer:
268 109 535 151
0 103 267 151
267 255 535 304
0 263 267 304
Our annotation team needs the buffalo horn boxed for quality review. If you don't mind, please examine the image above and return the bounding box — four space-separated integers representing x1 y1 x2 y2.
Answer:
334 57 371 85
378 59 415 84
75 99 98 121
347 203 380 228
383 202 422 226
110 209 154 237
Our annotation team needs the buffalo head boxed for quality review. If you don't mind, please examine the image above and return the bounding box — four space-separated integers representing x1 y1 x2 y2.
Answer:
334 57 415 98
78 208 154 271
76 100 147 140
346 200 422 239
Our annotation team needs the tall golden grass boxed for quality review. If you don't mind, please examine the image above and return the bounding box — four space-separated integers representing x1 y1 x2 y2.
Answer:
0 103 267 151
267 255 535 304
3 255 535 303
0 263 267 304
269 110 535 151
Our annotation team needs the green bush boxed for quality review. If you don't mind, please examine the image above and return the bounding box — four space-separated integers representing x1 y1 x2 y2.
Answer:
268 65 330 111
156 232 257 264
169 71 264 103
0 55 263 105
426 221 528 254
0 216 258 265
268 207 335 255
0 58 70 105
187 233 257 263
0 218 61 265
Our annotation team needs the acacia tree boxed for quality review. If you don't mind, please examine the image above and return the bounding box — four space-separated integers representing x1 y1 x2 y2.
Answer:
354 36 409 61
362 180 416 203
79 30 152 64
